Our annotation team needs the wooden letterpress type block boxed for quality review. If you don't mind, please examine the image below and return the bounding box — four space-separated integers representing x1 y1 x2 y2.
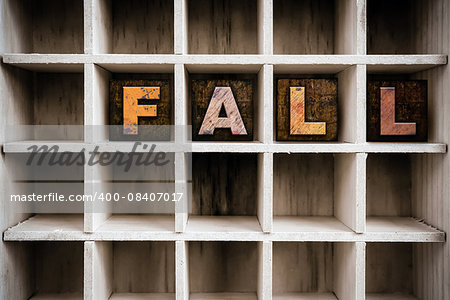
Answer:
110 78 172 141
367 80 427 142
276 78 338 141
191 76 254 141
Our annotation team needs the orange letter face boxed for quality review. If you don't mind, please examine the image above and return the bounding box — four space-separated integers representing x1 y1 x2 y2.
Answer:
123 87 159 135
380 87 416 135
198 87 247 136
290 87 326 135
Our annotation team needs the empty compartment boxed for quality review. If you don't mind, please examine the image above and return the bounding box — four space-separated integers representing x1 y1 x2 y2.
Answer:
3 68 84 141
3 0 83 53
274 0 362 54
274 0 335 54
188 0 258 54
367 154 412 218
273 154 356 233
189 241 258 299
26 242 83 299
187 153 261 232
90 152 175 232
273 242 361 299
367 0 446 54
366 153 445 235
96 0 174 54
91 241 175 299
5 152 84 224
366 242 443 299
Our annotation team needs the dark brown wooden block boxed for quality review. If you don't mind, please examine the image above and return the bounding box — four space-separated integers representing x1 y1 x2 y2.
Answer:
276 78 338 141
191 76 254 141
367 80 427 142
109 78 172 141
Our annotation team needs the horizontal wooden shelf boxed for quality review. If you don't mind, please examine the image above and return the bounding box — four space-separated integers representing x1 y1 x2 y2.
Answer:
190 293 257 300
3 214 84 240
186 216 262 233
273 216 352 233
272 293 338 300
109 293 175 300
365 294 418 300
4 215 444 243
3 141 447 154
2 54 447 73
365 217 445 242
30 293 82 300
96 214 174 233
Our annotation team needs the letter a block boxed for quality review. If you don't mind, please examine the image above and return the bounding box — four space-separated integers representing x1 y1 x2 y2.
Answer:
192 78 254 141
277 79 337 141
110 78 172 140
367 80 427 141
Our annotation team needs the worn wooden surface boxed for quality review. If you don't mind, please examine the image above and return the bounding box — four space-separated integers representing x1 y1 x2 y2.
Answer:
34 242 83 293
198 87 247 136
367 0 416 54
189 242 257 293
192 78 254 141
123 87 159 135
112 0 174 54
192 153 257 216
273 154 334 216
367 154 411 217
274 0 335 54
366 243 413 294
31 0 83 53
113 242 175 293
380 87 416 135
367 80 427 141
273 242 333 293
110 77 172 140
277 79 338 141
188 0 257 54
34 73 84 126
290 87 326 135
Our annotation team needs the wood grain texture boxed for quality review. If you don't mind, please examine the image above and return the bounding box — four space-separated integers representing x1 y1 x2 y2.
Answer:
109 77 172 140
277 79 337 141
380 87 416 135
274 0 335 54
192 77 254 141
367 0 416 54
367 154 411 217
366 243 413 294
189 242 257 293
273 242 333 293
367 80 427 141
31 0 83 53
198 87 247 136
290 87 326 135
273 154 334 216
188 0 257 54
112 0 174 54
192 153 257 216
34 242 83 293
34 73 84 126
113 242 175 293
123 87 159 135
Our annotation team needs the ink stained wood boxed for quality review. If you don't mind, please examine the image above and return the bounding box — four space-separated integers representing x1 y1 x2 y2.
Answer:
192 153 257 216
110 79 172 141
191 78 254 141
367 80 427 142
277 79 338 141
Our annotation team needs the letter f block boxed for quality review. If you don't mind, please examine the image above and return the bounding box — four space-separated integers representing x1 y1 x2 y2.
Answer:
123 87 159 135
